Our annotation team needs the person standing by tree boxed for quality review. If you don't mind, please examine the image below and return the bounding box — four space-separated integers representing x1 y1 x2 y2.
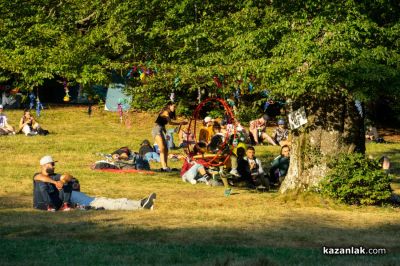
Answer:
152 101 187 172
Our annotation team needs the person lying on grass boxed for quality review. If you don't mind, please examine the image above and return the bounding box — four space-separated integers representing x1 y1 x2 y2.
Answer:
139 139 160 163
93 147 150 171
60 174 156 210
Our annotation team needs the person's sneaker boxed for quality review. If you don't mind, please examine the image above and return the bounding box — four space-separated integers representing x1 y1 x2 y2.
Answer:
256 185 267 191
141 193 157 209
77 205 92 211
47 205 56 212
224 188 232 197
59 203 72 211
229 169 241 177
190 179 197 185
160 167 172 172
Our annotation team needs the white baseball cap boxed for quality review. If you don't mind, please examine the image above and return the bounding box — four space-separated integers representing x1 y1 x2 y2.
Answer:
204 116 212 123
40 155 57 166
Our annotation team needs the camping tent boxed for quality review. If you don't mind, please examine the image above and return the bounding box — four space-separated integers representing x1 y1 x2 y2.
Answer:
104 82 131 111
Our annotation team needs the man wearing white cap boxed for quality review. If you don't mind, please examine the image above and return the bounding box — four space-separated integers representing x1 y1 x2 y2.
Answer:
34 156 157 211
199 116 214 143
0 104 15 135
33 155 73 211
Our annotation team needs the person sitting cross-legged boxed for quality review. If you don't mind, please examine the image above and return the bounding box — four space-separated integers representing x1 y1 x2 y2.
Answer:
33 155 73 211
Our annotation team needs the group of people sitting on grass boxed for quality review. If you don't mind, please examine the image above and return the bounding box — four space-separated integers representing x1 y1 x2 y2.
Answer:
174 110 292 192
32 101 290 212
0 105 49 136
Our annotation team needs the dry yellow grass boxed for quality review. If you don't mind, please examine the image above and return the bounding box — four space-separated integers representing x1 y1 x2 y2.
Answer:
0 106 399 265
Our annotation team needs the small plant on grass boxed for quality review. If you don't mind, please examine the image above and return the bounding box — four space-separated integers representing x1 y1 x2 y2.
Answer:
320 153 392 205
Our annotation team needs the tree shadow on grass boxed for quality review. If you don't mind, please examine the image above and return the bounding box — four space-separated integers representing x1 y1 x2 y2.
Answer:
0 194 399 265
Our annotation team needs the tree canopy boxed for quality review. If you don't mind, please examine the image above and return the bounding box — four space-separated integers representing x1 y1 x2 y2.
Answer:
1 0 399 104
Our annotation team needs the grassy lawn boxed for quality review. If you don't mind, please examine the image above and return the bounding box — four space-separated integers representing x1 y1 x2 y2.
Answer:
1 106 399 265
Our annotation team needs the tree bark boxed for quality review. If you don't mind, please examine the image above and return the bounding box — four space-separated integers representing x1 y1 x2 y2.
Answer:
280 95 365 193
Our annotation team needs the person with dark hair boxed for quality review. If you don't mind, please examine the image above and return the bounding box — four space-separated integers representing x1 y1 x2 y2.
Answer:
249 114 277 146
139 139 160 163
152 102 187 172
180 142 211 184
18 109 48 136
272 119 290 146
237 146 269 190
269 145 290 186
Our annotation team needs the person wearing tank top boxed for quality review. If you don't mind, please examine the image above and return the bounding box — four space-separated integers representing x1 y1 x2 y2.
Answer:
151 101 187 172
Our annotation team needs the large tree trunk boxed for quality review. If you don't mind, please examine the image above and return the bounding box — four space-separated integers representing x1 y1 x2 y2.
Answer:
279 95 365 193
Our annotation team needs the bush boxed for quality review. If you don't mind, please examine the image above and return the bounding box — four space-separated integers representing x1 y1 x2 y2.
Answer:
320 153 392 205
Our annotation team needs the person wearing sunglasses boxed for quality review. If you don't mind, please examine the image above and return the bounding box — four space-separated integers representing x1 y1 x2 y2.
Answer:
33 155 73 211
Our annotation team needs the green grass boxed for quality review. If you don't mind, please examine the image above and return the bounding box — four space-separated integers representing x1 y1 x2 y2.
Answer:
1 106 400 265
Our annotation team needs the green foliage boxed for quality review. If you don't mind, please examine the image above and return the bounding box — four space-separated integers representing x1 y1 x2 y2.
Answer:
321 153 392 205
207 109 224 120
236 102 260 123
129 88 167 112
1 0 399 105
175 99 193 117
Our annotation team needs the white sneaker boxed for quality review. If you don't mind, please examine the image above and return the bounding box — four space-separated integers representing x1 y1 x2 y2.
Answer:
229 169 241 177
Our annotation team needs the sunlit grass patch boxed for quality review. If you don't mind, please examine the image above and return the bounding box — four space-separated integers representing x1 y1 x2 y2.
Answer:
0 106 399 264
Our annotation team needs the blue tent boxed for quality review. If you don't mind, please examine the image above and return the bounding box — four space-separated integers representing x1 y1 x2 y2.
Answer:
104 83 131 112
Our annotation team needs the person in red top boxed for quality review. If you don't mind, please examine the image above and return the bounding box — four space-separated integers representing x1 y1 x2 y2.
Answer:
249 114 277 146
